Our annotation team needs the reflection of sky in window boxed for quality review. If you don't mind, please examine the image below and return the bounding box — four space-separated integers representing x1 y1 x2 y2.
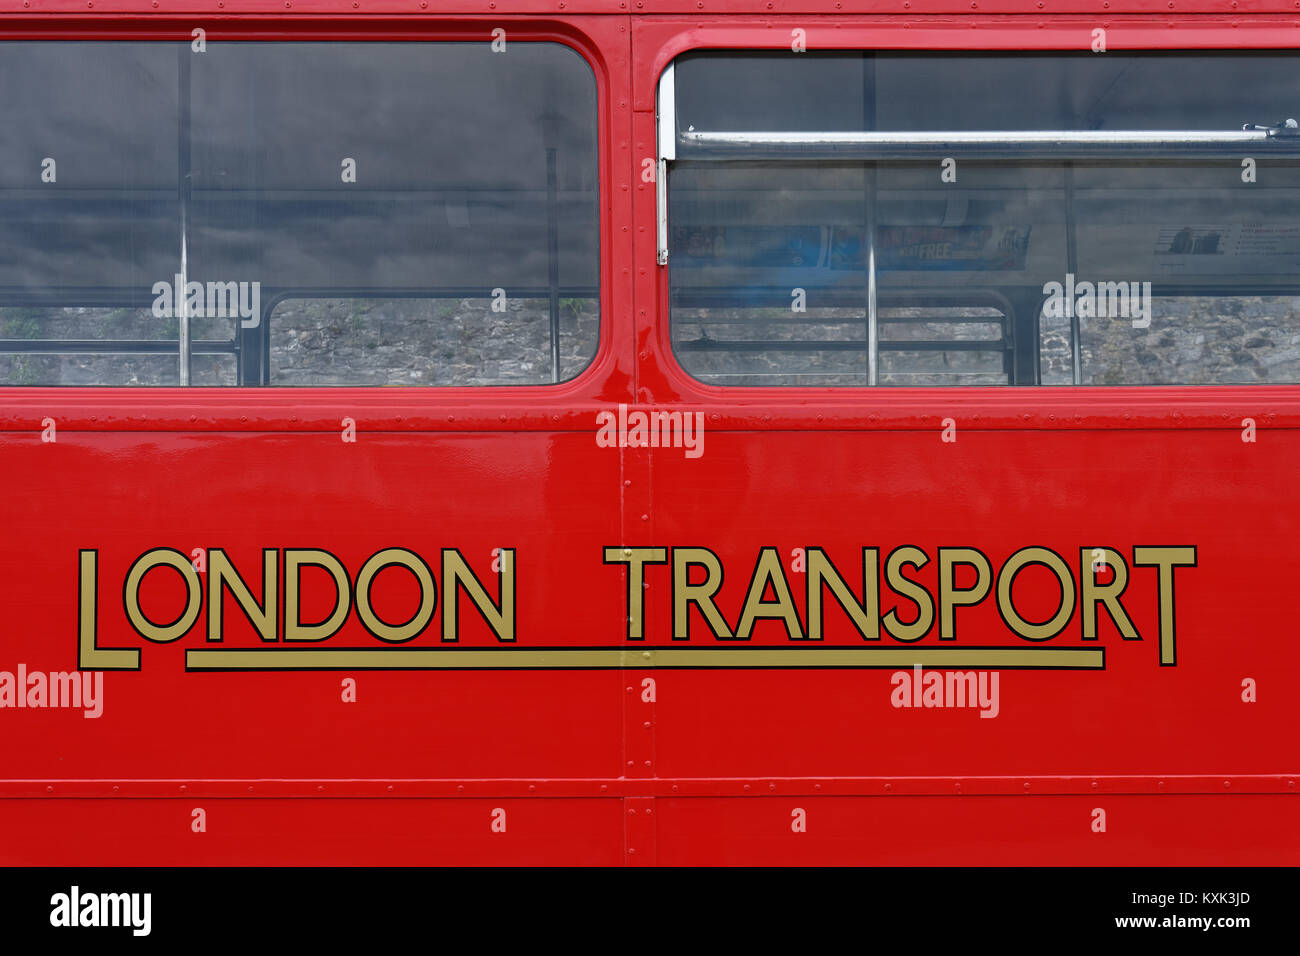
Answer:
0 42 599 293
676 52 1300 133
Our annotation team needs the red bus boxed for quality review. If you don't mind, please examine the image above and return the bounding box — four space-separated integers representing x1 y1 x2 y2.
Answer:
0 0 1297 866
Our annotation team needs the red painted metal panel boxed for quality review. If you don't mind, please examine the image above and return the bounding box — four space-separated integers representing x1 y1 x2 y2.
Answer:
3 2 1300 18
643 429 1297 779
0 798 625 865
0 5 1296 866
0 432 628 781
655 795 1300 865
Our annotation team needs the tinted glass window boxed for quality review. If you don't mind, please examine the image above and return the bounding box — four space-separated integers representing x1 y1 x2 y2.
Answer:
0 41 599 386
669 52 1300 387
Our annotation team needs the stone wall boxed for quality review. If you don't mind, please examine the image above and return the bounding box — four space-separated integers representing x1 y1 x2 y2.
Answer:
5 293 1300 388
0 297 599 387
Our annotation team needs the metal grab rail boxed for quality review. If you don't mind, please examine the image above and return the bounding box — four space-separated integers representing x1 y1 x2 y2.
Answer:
678 123 1300 155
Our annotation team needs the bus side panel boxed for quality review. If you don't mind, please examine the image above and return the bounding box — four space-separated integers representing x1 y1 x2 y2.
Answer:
646 427 1298 781
0 797 625 866
0 430 626 784
655 795 1300 866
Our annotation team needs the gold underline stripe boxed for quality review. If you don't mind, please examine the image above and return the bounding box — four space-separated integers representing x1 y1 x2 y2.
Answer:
185 646 1105 670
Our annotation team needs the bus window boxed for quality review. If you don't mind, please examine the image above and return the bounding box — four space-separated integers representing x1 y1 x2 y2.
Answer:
665 51 1300 386
0 41 600 387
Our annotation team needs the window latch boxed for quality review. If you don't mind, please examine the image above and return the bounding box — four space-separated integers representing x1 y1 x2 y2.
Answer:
1242 118 1299 137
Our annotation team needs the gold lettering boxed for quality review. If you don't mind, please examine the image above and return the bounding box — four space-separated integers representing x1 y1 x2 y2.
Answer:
355 548 437 643
1133 546 1197 665
735 547 804 640
284 549 351 642
997 547 1075 641
882 546 934 642
124 548 203 643
603 547 668 640
672 548 733 639
806 547 879 641
442 548 515 642
208 548 277 643
1080 547 1139 641
78 550 139 670
937 548 992 640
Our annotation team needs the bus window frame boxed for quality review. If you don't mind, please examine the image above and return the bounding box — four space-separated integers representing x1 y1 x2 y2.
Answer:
0 17 627 428
633 18 1300 431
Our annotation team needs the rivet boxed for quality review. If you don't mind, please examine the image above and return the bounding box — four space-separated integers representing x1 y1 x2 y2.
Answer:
180 785 187 792
46 786 53 793
1024 782 1031 791
628 847 636 854
1224 780 1231 789
1158 781 1165 790
529 784 536 792
626 685 633 692
643 721 651 729
457 784 464 791
814 783 821 790
601 784 607 791
628 808 636 815
641 514 649 521
643 760 651 768
884 783 891 791
627 761 634 767
112 786 119 793
317 785 324 792
744 783 751 791
646 808 653 816
769 783 776 791
387 785 394 792
1091 780 1098 789
623 547 633 556
672 784 679 791
642 651 651 659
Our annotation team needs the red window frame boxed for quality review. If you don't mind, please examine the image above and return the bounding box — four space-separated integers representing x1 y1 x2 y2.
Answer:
630 15 1300 433
0 14 635 434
